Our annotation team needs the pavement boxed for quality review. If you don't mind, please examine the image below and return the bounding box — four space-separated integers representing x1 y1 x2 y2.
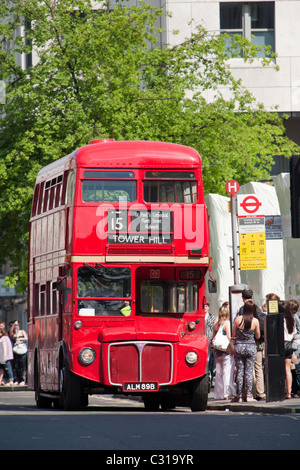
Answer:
0 384 28 392
1 384 300 414
207 389 300 414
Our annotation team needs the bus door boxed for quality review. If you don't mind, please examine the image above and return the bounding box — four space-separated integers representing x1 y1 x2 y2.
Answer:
57 266 72 341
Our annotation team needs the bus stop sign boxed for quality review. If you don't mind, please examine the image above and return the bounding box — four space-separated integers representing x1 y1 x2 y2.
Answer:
225 180 240 196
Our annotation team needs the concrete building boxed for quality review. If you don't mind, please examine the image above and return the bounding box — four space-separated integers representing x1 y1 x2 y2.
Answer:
160 0 300 173
5 1 300 175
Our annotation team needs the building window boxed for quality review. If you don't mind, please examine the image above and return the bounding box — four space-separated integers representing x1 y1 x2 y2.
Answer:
220 2 275 58
25 21 32 69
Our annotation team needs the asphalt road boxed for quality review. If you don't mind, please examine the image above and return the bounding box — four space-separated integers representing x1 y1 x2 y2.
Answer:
0 391 299 451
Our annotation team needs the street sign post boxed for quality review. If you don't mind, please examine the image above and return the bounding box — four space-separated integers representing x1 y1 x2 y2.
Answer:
225 180 240 284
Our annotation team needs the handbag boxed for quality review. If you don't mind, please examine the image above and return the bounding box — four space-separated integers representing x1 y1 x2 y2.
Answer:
13 341 27 355
13 329 28 355
212 324 230 352
284 340 297 357
226 338 235 355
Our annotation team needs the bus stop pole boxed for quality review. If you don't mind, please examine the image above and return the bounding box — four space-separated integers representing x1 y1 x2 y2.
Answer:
231 193 240 285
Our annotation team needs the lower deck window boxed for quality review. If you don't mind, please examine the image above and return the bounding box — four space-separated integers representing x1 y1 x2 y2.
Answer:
77 265 131 317
140 281 198 314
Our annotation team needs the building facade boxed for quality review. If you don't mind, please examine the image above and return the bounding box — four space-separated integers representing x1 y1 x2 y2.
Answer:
160 0 300 173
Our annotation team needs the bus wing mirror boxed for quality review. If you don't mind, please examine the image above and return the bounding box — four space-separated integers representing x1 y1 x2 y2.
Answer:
57 276 67 291
208 279 217 294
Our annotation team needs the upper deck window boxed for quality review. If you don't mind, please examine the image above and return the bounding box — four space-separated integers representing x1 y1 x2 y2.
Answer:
84 171 134 179
145 171 195 179
82 170 136 202
143 171 197 203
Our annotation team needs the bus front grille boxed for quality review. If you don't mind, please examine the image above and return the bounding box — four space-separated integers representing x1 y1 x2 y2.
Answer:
108 341 173 387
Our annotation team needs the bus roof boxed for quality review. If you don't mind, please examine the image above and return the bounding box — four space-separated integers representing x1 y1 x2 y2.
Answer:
38 140 201 176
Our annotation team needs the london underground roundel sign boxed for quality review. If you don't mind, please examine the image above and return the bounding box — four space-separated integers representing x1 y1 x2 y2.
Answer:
225 180 240 195
237 194 264 218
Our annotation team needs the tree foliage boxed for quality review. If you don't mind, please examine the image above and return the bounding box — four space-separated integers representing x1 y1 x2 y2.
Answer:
0 0 299 290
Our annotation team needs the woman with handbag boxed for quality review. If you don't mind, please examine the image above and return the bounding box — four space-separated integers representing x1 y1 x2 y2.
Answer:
279 302 296 399
212 302 236 400
10 321 28 386
232 301 260 402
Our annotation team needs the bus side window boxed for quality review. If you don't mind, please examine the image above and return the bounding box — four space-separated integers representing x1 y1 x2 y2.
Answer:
37 182 44 215
65 172 75 205
59 266 73 312
52 282 58 314
48 179 56 211
46 281 51 314
43 181 51 212
33 283 39 318
31 184 40 217
55 175 63 207
40 284 46 315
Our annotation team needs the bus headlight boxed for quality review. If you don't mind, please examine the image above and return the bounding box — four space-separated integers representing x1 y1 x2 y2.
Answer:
78 347 96 365
185 351 198 365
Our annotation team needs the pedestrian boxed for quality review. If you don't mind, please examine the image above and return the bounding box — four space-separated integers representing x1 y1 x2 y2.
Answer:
266 293 280 302
8 321 17 383
265 293 281 313
279 301 297 399
261 303 267 313
0 327 14 386
0 328 8 385
205 302 215 386
0 321 15 385
232 300 260 402
238 288 266 400
9 321 28 385
212 301 236 400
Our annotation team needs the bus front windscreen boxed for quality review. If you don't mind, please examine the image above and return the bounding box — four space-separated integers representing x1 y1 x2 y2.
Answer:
77 265 131 317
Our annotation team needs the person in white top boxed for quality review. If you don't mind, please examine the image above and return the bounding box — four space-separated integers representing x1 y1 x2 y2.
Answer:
279 302 296 399
212 302 236 400
0 329 8 385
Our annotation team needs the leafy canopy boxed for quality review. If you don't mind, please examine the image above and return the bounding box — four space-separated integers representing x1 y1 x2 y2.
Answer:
0 0 299 290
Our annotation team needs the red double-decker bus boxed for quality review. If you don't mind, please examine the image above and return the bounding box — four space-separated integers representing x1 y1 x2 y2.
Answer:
28 139 212 411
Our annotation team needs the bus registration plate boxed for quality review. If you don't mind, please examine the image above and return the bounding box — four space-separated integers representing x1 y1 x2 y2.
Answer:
123 382 158 392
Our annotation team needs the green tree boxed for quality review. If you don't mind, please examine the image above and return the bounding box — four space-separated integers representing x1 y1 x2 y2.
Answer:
0 0 299 290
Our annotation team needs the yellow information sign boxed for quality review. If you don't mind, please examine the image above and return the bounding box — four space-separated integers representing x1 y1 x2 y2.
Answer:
239 232 267 270
267 299 279 313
